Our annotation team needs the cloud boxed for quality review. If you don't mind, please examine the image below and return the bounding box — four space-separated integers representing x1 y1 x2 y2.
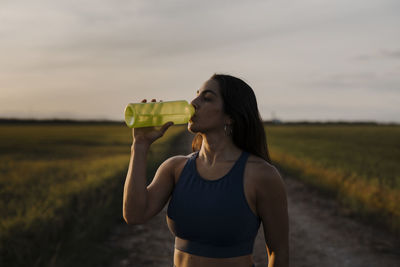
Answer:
303 71 400 93
354 49 400 61
381 49 400 59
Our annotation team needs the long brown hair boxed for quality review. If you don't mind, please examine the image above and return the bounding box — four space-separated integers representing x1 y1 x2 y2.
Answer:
192 74 271 163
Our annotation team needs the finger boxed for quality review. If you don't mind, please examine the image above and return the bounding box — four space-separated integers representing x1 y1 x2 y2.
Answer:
151 99 156 102
141 99 147 103
160 121 174 135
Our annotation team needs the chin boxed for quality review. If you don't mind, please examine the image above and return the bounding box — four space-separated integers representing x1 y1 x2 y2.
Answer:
187 122 197 134
188 121 202 134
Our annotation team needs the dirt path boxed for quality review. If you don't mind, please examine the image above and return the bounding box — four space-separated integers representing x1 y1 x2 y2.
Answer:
106 131 400 267
284 175 400 267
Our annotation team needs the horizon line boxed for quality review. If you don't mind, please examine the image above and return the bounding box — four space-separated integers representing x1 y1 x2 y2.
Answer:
0 118 398 126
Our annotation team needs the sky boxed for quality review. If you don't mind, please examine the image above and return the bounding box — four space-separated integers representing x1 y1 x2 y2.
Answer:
1 0 399 123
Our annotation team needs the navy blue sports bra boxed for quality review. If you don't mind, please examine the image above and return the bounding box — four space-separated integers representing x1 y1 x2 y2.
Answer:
167 151 261 258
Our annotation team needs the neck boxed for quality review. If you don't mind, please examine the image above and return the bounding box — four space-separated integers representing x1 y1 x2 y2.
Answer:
198 132 241 166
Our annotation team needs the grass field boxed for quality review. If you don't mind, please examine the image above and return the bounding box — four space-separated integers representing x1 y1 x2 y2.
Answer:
266 124 400 235
0 123 186 267
1 122 399 266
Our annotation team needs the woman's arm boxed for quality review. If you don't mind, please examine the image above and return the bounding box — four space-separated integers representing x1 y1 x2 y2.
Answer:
123 108 174 224
124 142 182 224
123 142 151 224
256 164 289 267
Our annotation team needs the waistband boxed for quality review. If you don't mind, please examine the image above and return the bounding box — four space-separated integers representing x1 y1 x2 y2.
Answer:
175 237 254 258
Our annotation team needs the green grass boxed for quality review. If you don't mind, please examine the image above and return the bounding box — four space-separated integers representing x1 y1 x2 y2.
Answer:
0 123 186 267
4 122 398 265
266 124 400 234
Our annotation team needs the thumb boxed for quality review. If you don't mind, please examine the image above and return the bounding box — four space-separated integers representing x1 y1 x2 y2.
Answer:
160 121 174 136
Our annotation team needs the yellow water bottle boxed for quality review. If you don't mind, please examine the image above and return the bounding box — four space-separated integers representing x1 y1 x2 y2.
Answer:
124 100 195 128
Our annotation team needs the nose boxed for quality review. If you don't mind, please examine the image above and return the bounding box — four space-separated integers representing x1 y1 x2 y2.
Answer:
190 97 199 110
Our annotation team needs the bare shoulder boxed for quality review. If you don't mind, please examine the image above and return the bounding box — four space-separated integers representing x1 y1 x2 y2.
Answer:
246 154 282 181
162 152 195 167
246 154 286 199
159 152 196 182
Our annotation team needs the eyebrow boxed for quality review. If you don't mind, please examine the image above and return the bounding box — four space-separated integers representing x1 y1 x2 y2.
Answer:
197 89 218 96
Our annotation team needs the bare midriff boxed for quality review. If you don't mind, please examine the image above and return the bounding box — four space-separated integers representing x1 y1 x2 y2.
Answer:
173 249 254 267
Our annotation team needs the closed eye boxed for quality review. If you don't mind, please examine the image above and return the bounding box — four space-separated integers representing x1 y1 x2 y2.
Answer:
197 89 217 97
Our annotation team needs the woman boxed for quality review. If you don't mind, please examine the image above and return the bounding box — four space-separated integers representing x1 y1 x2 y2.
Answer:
123 74 289 267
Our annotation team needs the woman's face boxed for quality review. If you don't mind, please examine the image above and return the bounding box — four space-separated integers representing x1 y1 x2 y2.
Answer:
188 79 230 134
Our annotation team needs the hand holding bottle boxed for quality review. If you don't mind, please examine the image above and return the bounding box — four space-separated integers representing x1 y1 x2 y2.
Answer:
131 99 174 146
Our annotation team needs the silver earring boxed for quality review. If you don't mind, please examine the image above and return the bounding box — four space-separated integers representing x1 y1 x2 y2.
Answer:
224 124 232 136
